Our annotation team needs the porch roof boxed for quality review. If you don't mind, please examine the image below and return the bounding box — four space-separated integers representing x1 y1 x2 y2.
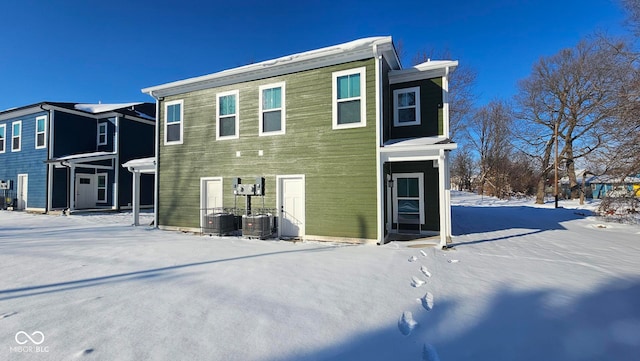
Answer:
122 157 156 173
47 151 117 167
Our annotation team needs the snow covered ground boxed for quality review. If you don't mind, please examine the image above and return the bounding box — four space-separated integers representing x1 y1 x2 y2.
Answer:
1 192 639 361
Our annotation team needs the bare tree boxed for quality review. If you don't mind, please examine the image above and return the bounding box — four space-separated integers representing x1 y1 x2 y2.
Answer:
412 49 477 140
621 0 640 36
515 36 635 202
467 100 513 198
450 146 475 191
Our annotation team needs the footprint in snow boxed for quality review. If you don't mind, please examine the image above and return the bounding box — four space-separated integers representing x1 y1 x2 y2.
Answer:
423 343 441 361
1 312 17 319
420 250 428 257
408 256 418 262
76 348 94 357
448 259 459 263
411 276 425 288
398 311 418 336
420 266 431 278
421 292 434 311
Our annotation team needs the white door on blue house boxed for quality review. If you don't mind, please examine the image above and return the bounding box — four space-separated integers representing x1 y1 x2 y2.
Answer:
279 175 305 238
16 174 28 210
75 174 96 209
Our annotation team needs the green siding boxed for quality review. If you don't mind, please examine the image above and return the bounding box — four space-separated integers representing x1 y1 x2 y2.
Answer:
158 59 378 240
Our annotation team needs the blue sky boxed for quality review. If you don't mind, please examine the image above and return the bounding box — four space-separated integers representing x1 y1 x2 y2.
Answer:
0 0 629 111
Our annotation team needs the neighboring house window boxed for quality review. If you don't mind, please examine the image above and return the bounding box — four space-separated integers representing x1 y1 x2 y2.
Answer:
35 116 47 149
393 86 421 127
11 121 21 152
97 123 108 145
217 90 239 140
165 100 184 145
392 173 425 225
259 82 286 136
97 173 108 203
332 67 366 129
0 124 5 153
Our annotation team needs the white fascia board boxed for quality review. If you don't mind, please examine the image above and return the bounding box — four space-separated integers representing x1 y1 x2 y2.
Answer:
142 37 395 98
379 144 457 163
389 60 458 84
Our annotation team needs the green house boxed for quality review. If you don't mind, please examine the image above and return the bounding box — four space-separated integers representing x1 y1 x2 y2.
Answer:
142 36 457 246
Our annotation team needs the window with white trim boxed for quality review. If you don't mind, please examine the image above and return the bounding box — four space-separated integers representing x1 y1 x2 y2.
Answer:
165 100 183 145
97 173 108 203
0 124 5 153
11 121 21 152
332 67 366 129
217 90 239 140
97 122 108 145
35 116 47 149
259 82 285 136
393 86 421 127
392 173 425 225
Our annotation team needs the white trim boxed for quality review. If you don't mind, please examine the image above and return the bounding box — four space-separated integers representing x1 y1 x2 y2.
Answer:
388 60 458 84
164 99 184 145
0 123 5 153
216 90 240 140
114 116 120 210
258 82 286 136
442 66 451 138
35 115 47 149
393 86 421 127
199 177 224 229
97 122 108 146
392 173 425 225
332 66 367 129
11 120 21 152
374 53 384 244
276 174 306 239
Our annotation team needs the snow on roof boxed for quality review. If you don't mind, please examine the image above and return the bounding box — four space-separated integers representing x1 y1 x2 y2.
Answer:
54 151 116 161
383 137 455 147
122 157 155 169
142 36 395 97
75 102 143 114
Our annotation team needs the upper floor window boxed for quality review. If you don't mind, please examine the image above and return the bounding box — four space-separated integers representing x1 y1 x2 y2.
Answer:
259 82 285 136
332 67 366 129
35 116 47 149
217 90 239 140
393 86 421 127
165 100 183 145
97 123 108 145
11 121 21 152
0 124 5 153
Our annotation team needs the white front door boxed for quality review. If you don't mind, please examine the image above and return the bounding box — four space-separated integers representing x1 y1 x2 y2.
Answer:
201 177 223 226
16 174 28 210
392 173 425 233
278 175 305 238
75 174 96 209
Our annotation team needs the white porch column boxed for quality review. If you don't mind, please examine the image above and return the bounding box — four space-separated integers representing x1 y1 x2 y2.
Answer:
443 150 453 244
69 165 76 211
438 152 447 248
132 170 141 226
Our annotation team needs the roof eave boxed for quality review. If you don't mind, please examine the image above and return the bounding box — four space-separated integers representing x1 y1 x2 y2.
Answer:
142 37 395 98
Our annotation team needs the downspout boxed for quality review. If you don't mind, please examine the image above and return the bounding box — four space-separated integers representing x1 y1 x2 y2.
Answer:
114 116 120 210
151 91 160 228
442 66 450 139
373 44 385 245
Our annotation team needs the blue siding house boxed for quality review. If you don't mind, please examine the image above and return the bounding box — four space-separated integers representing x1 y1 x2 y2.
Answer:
0 102 155 212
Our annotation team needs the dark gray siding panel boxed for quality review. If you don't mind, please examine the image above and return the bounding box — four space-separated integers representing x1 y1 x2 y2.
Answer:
118 118 154 208
53 112 96 157
387 78 443 141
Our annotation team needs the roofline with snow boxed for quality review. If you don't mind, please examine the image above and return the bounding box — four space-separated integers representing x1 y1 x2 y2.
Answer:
0 102 155 125
142 37 401 99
